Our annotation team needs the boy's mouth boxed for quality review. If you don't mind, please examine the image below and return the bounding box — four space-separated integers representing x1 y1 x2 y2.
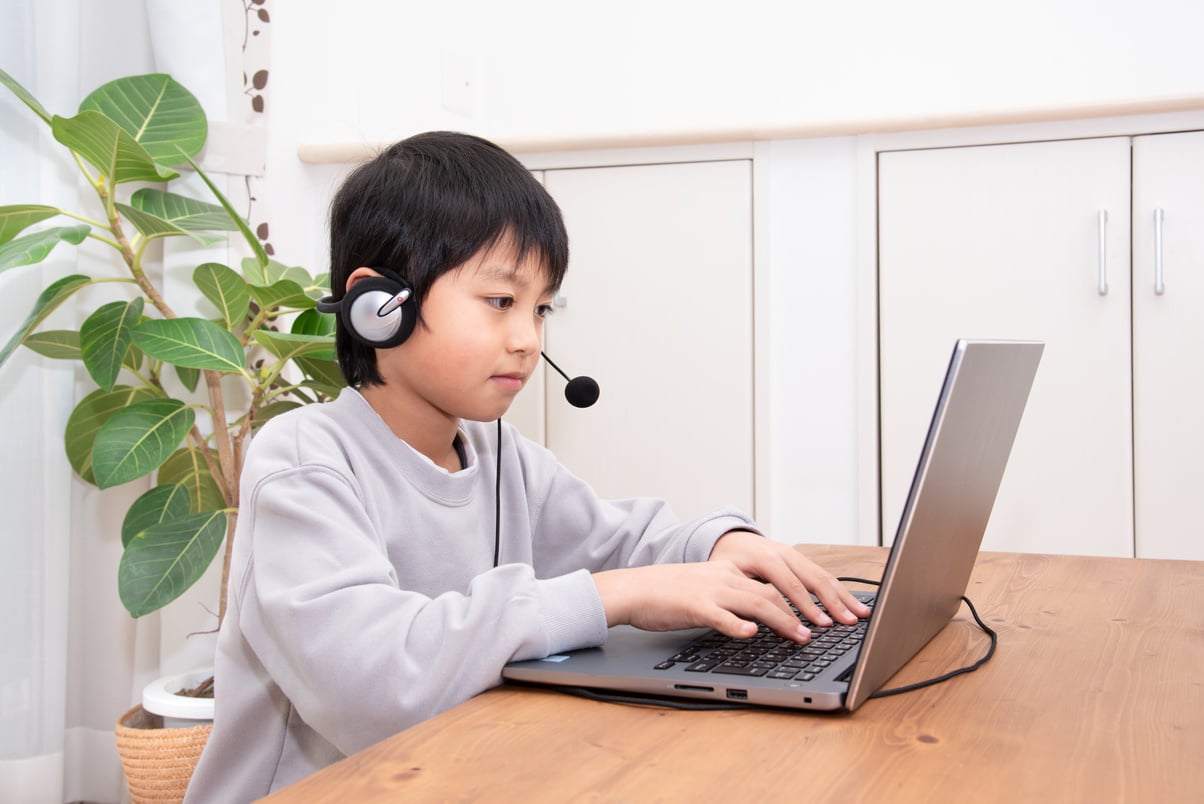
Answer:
492 373 526 392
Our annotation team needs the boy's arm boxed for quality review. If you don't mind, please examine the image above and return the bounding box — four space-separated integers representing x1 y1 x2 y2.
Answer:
592 533 870 645
516 430 867 642
234 464 608 757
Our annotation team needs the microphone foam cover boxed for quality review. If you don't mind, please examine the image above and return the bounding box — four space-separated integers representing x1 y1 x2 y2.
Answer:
565 376 600 408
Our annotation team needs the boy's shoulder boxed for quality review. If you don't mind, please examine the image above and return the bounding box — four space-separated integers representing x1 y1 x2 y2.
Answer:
249 389 379 465
258 388 358 433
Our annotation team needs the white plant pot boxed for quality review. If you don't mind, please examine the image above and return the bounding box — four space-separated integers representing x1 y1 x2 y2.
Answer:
142 669 215 728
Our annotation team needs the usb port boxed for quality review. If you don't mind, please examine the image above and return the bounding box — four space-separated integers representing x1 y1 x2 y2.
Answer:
726 688 748 700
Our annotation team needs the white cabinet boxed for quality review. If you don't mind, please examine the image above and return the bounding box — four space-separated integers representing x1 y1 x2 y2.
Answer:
507 160 755 521
1131 132 1204 560
877 134 1204 559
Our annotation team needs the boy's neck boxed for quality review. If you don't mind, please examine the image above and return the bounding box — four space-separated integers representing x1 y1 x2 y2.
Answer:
357 384 462 472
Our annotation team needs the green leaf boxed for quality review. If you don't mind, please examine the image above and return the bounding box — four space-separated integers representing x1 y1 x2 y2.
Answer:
24 330 81 360
116 188 240 245
242 257 313 288
184 153 269 267
52 110 178 184
123 343 145 373
252 330 336 362
175 364 200 393
79 74 206 166
159 447 226 512
291 308 336 338
0 204 62 245
310 272 332 301
129 188 239 232
296 378 343 402
194 262 250 326
122 483 192 548
0 67 52 124
92 398 195 489
80 298 144 391
0 225 90 273
64 385 160 484
251 400 302 430
295 356 346 393
113 202 221 247
132 317 246 373
0 274 92 367
119 509 226 617
247 279 313 311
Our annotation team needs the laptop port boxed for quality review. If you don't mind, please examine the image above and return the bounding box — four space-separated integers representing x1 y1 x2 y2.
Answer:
726 688 748 701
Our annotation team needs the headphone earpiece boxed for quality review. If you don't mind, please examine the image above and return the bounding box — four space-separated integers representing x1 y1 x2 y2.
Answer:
316 269 418 348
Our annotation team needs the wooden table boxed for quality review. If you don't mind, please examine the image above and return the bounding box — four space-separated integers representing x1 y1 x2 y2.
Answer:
262 545 1204 803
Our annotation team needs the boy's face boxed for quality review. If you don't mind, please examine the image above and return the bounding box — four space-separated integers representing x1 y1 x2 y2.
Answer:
372 239 556 424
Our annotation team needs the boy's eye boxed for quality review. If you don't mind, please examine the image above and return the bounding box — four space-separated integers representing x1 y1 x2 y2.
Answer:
487 297 515 311
536 304 555 319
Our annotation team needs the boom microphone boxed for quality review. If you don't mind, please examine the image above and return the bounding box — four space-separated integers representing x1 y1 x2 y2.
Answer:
540 352 600 408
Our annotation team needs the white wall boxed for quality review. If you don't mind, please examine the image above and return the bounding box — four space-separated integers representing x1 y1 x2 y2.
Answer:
274 0 1204 149
761 138 861 543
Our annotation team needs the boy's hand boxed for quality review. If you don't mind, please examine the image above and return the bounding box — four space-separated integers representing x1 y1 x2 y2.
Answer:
592 533 870 643
708 530 871 632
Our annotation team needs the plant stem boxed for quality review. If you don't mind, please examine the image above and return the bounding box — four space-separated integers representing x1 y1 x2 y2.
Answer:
204 366 239 631
96 180 180 321
187 425 225 491
204 369 237 506
219 508 238 625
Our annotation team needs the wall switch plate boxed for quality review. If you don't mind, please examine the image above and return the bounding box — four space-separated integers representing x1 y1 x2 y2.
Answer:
441 51 477 117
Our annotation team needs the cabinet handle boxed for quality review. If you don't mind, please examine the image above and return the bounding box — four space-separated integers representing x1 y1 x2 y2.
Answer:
1097 209 1108 296
1154 208 1166 295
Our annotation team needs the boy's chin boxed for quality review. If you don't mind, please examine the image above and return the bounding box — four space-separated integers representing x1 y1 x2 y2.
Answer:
459 403 514 424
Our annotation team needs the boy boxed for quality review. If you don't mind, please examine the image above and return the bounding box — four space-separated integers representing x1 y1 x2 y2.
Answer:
185 131 869 802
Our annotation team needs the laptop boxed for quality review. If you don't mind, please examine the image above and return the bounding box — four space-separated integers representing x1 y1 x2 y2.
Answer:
504 339 1043 712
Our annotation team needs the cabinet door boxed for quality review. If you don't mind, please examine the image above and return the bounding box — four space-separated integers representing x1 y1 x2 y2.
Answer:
527 160 755 521
1132 132 1204 560
878 138 1133 556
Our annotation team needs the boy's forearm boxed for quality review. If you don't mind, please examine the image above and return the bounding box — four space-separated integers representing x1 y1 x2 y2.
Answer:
592 567 635 628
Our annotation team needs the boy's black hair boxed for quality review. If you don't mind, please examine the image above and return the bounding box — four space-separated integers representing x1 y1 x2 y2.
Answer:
327 131 570 387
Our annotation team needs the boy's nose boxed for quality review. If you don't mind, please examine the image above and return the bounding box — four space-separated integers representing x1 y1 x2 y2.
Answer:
509 317 542 354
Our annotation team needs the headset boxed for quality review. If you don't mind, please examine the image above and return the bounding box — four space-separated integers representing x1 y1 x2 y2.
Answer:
315 268 417 348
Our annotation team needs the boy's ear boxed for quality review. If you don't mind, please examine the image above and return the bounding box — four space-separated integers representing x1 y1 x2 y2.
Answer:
345 266 383 293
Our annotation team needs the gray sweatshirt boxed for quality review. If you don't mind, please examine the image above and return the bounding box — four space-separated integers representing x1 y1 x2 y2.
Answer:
184 389 757 802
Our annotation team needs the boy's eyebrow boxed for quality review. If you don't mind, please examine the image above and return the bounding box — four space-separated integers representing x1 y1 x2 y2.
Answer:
477 262 558 296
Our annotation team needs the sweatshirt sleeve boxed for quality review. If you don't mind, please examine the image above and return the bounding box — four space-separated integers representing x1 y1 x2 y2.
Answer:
233 461 608 757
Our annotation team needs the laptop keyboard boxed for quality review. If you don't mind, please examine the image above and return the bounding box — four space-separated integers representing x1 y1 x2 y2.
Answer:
653 592 876 682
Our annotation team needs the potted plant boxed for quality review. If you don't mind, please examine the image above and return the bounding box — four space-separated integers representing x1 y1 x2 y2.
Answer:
0 69 340 800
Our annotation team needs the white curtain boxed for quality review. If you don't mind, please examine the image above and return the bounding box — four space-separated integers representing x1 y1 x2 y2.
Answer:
0 2 268 801
2 5 97 802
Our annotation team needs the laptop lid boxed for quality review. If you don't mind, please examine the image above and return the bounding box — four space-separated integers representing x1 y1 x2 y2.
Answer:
503 339 1043 711
844 338 1043 708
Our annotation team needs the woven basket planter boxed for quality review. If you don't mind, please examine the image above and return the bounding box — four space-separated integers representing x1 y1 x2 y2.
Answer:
115 704 212 804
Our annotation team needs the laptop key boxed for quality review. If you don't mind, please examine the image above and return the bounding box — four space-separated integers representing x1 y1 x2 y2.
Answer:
685 659 722 672
713 664 769 677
